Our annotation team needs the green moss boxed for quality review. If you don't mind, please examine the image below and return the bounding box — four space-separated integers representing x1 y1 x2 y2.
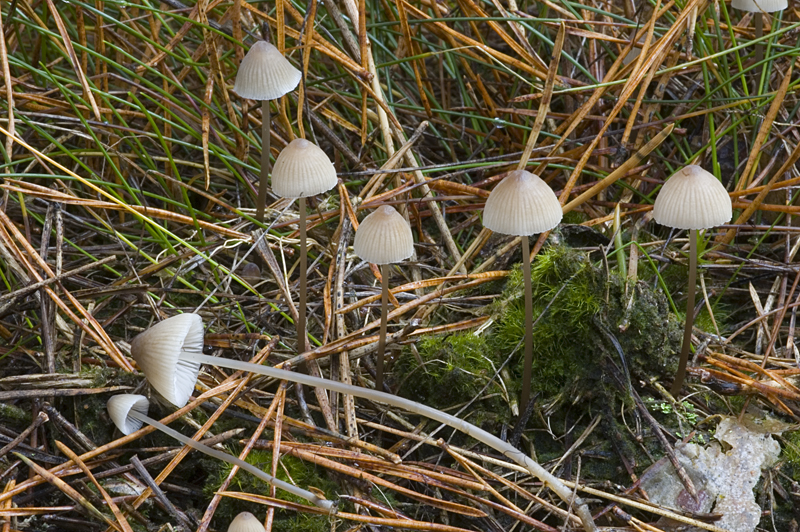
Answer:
397 245 682 419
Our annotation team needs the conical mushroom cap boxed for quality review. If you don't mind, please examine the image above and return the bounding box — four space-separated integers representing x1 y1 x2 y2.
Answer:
483 170 562 236
107 394 150 436
271 139 337 198
732 0 787 12
228 512 264 532
233 41 301 101
353 205 414 265
130 313 204 407
653 165 732 230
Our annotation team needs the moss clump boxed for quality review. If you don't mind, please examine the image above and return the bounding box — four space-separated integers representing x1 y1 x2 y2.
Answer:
394 332 504 411
397 245 682 413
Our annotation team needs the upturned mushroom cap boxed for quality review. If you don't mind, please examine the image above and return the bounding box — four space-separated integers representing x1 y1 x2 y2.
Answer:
653 165 732 230
483 170 562 236
271 139 337 198
732 0 787 12
130 313 204 407
233 41 301 101
228 512 264 532
353 205 414 265
107 394 150 436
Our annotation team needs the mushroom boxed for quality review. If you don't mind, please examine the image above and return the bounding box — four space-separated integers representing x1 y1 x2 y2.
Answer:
130 312 204 408
353 205 414 391
732 0 787 67
128 313 597 531
653 165 731 395
271 138 338 354
482 170 562 411
228 512 264 532
107 394 334 511
233 41 302 222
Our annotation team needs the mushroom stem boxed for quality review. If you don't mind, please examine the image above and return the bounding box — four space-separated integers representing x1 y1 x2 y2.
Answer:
125 408 334 511
376 264 389 391
672 228 697 396
755 12 764 71
256 100 271 222
520 236 534 411
178 350 598 532
298 196 307 354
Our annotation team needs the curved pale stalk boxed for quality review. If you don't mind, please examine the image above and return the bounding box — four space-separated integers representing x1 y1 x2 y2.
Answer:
126 408 334 512
179 351 597 532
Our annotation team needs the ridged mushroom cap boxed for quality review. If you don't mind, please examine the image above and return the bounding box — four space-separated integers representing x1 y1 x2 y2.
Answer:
271 139 337 198
233 41 301 101
228 512 264 532
107 394 150 436
483 170 562 236
130 313 204 407
653 165 732 230
353 205 414 265
732 0 787 12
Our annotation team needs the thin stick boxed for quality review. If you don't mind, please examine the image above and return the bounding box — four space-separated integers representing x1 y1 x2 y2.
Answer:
298 196 307 354
257 100 270 222
672 229 697 396
376 263 389 392
520 237 534 411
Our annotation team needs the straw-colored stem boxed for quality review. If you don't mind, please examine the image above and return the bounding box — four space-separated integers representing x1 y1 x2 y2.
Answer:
672 229 697 396
298 196 307 354
180 351 597 532
127 410 334 511
376 263 389 392
520 236 534 411
256 100 270 222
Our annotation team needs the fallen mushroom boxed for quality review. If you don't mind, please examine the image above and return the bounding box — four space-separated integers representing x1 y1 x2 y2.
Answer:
128 313 598 532
107 394 334 511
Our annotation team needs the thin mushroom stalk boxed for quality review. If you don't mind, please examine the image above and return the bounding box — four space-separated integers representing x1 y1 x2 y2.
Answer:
107 394 335 512
672 229 697 396
376 264 389 391
130 313 598 532
258 101 270 222
298 196 307 353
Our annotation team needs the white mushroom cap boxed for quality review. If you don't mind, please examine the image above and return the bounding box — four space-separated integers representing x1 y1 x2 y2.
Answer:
107 394 150 436
233 41 301 101
353 205 414 265
483 170 562 236
653 165 732 230
228 512 264 532
732 0 787 12
130 313 204 407
271 139 337 198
